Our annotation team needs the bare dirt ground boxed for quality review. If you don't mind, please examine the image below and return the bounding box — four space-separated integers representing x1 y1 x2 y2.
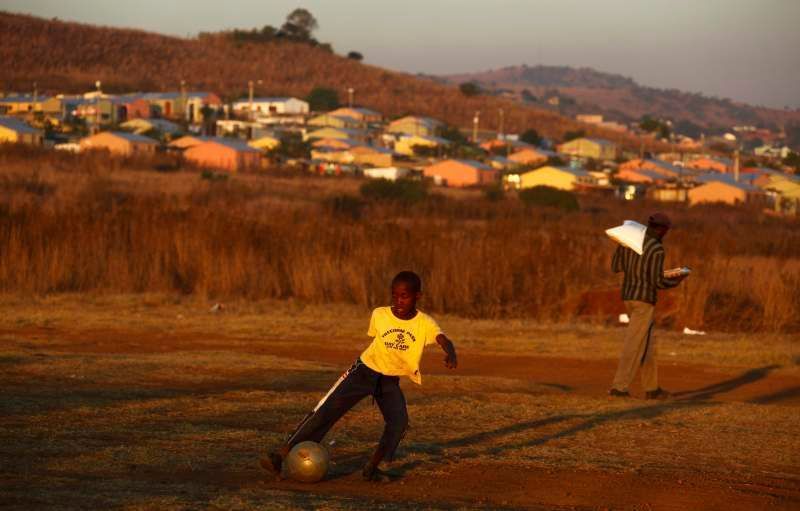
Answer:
1 295 799 510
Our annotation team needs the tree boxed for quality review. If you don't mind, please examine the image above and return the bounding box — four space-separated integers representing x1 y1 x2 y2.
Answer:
519 129 541 146
271 131 310 159
279 8 318 41
562 129 585 142
438 124 468 145
520 89 538 103
306 87 340 112
347 51 363 61
459 82 481 97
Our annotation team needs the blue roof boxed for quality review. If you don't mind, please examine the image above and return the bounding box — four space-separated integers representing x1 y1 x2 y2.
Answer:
645 158 683 175
555 166 591 177
0 95 49 103
205 138 259 152
0 116 40 134
142 92 215 101
107 131 158 144
455 159 493 171
694 172 759 191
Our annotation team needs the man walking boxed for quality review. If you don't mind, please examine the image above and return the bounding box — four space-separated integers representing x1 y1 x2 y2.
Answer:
609 213 687 399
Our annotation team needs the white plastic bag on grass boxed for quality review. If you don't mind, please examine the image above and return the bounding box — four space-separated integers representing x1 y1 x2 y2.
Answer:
605 220 647 255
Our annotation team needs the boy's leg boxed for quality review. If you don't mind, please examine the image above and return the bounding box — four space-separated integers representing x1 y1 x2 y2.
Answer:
364 376 408 480
611 301 655 392
285 361 371 449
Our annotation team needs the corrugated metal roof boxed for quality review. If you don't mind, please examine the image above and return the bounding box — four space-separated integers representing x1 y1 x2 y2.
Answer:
204 138 260 152
0 95 50 103
106 131 159 144
694 173 759 191
454 159 493 171
0 116 41 134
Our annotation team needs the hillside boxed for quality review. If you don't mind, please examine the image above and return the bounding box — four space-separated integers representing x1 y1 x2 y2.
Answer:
0 12 659 149
443 65 800 136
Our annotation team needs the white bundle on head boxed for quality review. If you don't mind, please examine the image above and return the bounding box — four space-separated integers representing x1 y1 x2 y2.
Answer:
605 220 647 255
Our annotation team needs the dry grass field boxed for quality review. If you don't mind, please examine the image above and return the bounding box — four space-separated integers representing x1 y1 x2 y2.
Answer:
1 295 799 510
1 148 799 509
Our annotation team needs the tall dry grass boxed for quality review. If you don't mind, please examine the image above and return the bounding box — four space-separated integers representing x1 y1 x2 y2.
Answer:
0 148 798 332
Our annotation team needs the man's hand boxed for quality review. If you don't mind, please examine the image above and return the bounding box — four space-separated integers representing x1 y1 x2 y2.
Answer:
436 334 458 370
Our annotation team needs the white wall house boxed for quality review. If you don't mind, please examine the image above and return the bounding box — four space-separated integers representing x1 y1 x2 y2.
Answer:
232 97 309 116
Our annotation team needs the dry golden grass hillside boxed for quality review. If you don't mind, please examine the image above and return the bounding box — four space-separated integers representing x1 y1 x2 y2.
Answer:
1 11 661 149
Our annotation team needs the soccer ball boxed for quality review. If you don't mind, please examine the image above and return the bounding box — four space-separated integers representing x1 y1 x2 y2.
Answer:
284 441 329 483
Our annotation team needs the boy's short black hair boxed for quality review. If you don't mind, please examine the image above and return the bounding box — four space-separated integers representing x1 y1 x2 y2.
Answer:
392 271 422 293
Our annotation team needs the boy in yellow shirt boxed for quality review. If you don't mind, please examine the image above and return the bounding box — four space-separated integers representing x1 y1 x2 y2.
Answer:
262 271 458 481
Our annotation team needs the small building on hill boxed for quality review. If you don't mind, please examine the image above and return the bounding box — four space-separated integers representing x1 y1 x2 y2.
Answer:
232 97 309 116
0 94 48 115
0 116 44 146
423 159 497 187
686 156 733 173
394 135 450 156
183 138 261 172
387 116 443 137
518 165 596 191
687 180 764 206
307 114 362 129
508 147 554 167
120 118 182 137
556 137 617 160
79 131 158 156
328 107 382 124
168 135 214 150
363 167 411 181
248 133 282 151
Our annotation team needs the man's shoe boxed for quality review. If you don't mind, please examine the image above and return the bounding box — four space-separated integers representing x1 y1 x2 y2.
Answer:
608 388 630 398
362 462 392 482
259 450 284 475
645 388 672 400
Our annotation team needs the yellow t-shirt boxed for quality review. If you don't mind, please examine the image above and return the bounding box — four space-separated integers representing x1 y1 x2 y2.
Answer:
359 307 443 385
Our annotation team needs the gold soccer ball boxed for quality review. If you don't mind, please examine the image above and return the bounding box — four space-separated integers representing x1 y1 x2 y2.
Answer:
284 441 330 483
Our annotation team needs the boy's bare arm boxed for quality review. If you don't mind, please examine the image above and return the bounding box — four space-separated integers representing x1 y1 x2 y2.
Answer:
436 334 458 369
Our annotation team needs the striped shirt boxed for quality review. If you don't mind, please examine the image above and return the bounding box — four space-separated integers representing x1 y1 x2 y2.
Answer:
611 231 679 304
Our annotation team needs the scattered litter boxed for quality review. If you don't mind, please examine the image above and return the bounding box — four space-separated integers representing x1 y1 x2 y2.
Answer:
618 313 630 324
682 327 706 335
210 303 225 313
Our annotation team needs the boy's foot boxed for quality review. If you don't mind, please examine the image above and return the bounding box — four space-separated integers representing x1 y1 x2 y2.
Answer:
259 450 284 475
608 388 630 398
645 388 672 400
362 462 393 483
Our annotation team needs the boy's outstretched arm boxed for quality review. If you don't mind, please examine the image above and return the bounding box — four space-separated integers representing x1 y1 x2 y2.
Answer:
436 334 458 369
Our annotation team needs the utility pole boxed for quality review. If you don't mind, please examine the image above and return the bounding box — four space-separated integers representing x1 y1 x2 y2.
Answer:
498 108 504 140
248 80 254 120
347 87 354 108
472 110 480 143
33 81 38 105
733 145 740 183
180 79 187 122
94 80 102 132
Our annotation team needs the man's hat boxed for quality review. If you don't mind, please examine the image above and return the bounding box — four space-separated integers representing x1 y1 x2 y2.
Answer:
648 212 672 228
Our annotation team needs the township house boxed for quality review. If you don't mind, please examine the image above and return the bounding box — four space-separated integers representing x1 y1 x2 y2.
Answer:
423 159 497 187
394 135 450 156
141 92 222 121
686 156 733 173
687 177 764 206
183 138 261 172
311 137 361 151
387 116 443 137
308 114 361 129
517 166 596 191
311 144 393 167
0 94 48 115
556 137 617 160
248 133 282 151
617 158 685 183
507 147 554 167
168 135 213 150
232 97 309 116
120 118 181 137
0 116 43 145
79 131 158 156
327 107 383 125
305 127 366 142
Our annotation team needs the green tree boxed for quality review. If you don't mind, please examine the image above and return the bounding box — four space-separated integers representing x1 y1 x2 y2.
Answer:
562 129 585 142
438 124 468 145
521 89 538 103
347 51 363 61
306 87 340 112
280 8 318 41
271 131 310 158
519 128 541 146
459 82 481 97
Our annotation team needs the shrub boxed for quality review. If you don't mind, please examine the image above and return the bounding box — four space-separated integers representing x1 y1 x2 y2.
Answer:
483 184 505 202
359 178 427 204
518 186 579 211
327 194 364 220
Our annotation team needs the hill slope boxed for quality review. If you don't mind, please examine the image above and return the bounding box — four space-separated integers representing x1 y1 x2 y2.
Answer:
0 12 656 148
443 65 800 135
